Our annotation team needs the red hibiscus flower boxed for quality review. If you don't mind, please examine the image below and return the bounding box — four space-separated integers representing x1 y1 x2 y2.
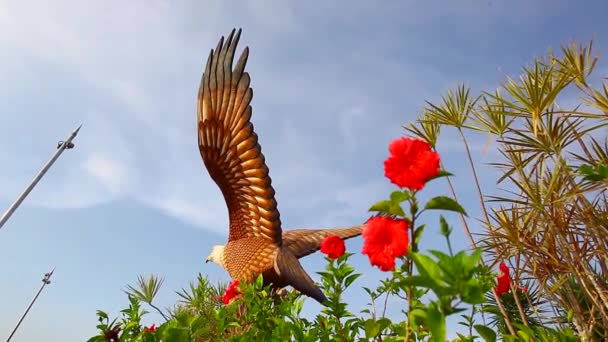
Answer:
362 216 409 272
320 235 346 259
143 324 156 333
223 280 241 304
384 137 440 191
495 261 511 295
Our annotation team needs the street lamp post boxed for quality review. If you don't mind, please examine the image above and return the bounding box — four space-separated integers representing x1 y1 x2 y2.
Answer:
0 124 82 231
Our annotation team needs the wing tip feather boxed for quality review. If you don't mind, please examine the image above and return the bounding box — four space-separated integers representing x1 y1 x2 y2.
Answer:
198 29 282 244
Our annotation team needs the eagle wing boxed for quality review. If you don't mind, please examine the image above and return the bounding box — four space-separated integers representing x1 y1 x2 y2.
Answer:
198 29 282 244
282 225 364 259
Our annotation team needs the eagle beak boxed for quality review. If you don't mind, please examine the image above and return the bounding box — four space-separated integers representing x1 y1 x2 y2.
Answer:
205 258 210 264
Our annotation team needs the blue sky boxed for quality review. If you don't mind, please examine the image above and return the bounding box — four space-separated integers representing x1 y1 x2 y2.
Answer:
0 0 607 340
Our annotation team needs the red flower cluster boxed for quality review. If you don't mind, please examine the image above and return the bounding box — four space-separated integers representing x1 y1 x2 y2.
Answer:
359 137 439 271
495 261 511 295
223 280 241 304
143 324 156 333
361 216 409 272
384 137 440 191
320 235 346 259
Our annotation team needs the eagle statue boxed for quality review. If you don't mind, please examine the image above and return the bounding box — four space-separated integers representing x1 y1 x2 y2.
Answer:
198 29 363 304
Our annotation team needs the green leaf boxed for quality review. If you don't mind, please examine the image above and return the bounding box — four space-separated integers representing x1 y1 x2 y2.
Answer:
428 250 452 269
369 200 390 212
344 273 361 288
409 308 427 327
426 170 454 183
474 325 497 342
413 225 426 244
390 190 411 203
578 164 594 175
377 318 392 332
97 310 108 319
427 304 446 342
163 327 190 342
424 196 467 216
363 318 389 338
190 316 207 331
400 275 440 289
516 330 531 342
439 215 451 237
463 248 483 271
369 200 406 217
513 323 535 338
412 253 442 279
363 319 380 338
481 306 501 315
317 271 332 279
255 274 264 288
410 253 444 288
579 162 608 182
461 281 487 304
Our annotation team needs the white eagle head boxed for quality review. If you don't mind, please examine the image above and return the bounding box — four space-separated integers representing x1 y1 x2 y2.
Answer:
205 245 226 268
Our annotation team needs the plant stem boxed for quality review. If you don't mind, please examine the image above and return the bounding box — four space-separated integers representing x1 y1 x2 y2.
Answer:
148 302 169 321
457 127 518 335
442 164 477 248
458 128 490 225
405 197 419 342
381 284 391 318
445 235 454 257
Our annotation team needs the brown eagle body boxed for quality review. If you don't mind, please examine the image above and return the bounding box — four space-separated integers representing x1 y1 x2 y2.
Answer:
198 29 362 304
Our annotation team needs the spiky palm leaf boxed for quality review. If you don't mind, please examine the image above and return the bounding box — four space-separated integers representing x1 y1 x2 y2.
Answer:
124 274 168 320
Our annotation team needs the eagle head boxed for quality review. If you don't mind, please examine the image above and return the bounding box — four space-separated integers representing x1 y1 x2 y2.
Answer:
205 245 226 268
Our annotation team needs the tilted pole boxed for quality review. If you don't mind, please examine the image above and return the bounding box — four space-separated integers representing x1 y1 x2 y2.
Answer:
5 268 55 342
0 124 82 231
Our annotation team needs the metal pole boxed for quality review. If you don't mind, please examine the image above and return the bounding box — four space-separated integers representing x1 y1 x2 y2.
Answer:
5 268 55 342
0 124 82 231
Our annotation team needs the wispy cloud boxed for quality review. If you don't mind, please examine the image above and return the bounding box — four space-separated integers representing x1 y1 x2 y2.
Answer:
82 154 130 195
2 0 415 231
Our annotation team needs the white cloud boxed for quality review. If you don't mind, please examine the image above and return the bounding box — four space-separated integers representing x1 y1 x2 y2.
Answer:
82 154 129 195
144 195 228 234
